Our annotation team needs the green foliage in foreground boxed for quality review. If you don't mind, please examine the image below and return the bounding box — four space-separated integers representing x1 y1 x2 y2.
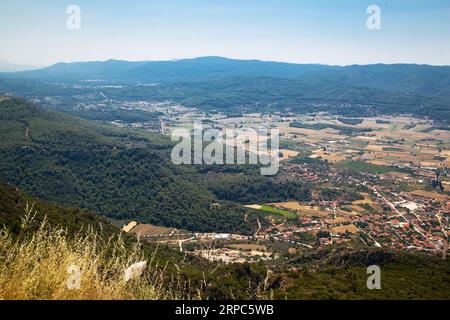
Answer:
1 181 449 300
0 182 269 299
274 248 450 300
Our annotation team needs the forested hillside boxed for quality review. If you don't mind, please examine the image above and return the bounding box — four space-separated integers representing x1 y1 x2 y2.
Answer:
0 98 310 234
0 182 116 236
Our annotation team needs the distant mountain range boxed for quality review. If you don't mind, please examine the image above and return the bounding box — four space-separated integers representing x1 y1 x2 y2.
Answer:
3 57 332 82
5 56 450 97
1 57 450 121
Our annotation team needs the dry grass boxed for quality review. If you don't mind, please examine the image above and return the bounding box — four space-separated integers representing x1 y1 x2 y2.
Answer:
269 201 302 211
278 149 299 161
312 149 348 163
0 204 185 300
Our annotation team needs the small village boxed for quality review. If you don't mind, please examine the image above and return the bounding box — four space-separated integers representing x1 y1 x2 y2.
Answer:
117 107 449 264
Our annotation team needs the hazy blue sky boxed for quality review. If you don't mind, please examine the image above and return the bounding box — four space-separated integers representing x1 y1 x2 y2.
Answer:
0 0 449 66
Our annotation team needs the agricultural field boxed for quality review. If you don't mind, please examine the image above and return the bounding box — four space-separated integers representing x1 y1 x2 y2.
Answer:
279 149 300 161
409 190 448 202
129 224 177 236
329 224 360 234
352 194 374 205
258 205 298 219
245 203 298 219
275 114 449 172
312 149 349 163
270 202 331 218
336 160 397 174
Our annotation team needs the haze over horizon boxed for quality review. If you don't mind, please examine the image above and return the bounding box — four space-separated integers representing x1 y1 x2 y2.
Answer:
1 0 449 67
3 55 450 73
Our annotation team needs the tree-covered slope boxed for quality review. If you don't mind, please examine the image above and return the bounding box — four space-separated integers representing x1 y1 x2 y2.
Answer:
0 182 117 236
273 247 450 300
6 57 450 98
0 98 308 234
